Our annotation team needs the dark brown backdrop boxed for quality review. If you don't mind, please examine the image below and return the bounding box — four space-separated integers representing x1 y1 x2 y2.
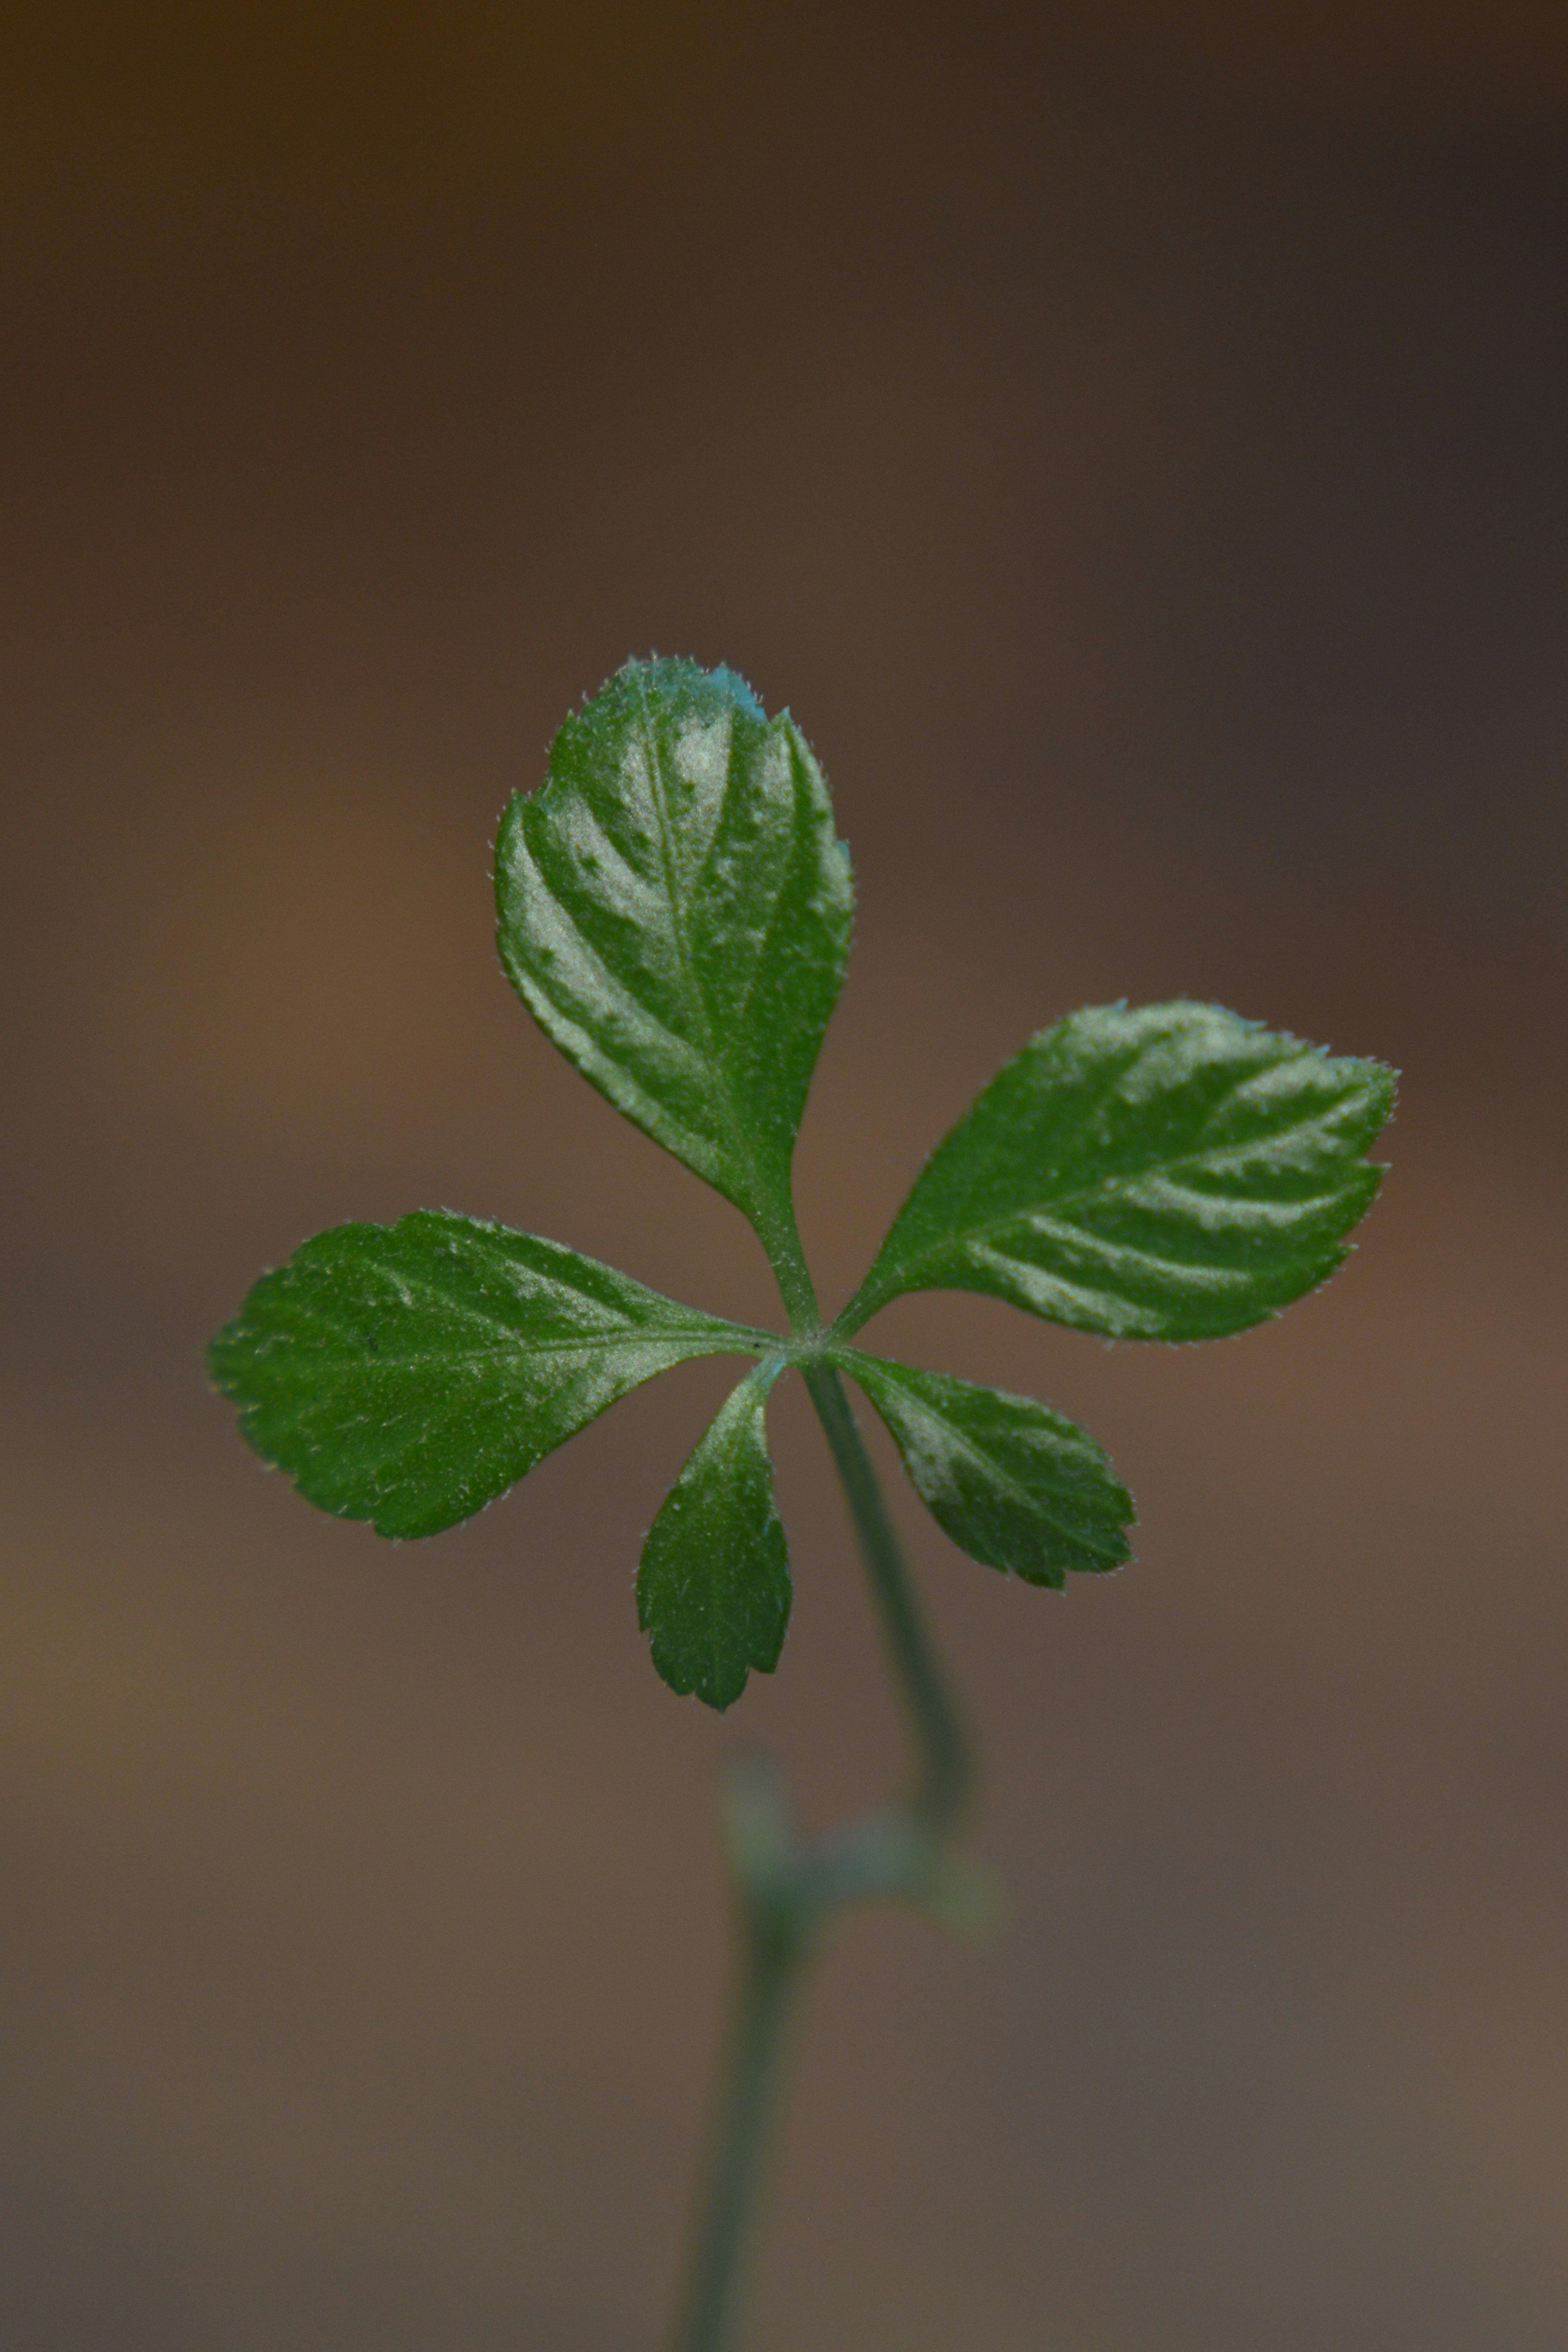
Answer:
3 5 1567 2346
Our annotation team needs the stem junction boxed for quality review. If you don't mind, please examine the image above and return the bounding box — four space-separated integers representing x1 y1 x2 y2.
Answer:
665 1357 995 2352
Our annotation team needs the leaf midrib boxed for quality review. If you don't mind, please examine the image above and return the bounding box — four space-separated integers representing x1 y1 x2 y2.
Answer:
269 1242 762 1357
261 1332 762 1371
631 670 782 1234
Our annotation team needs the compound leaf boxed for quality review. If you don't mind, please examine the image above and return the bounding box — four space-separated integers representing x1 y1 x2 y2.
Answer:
637 1363 790 1711
840 1350 1133 1586
494 658 853 1272
840 1002 1395 1342
208 1210 768 1540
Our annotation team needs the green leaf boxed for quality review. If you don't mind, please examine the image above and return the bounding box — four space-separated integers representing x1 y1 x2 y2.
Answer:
494 658 854 1277
839 1350 1134 1586
207 1210 769 1540
839 1002 1396 1343
637 1363 791 1711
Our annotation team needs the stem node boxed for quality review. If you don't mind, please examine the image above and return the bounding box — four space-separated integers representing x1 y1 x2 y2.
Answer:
666 1364 987 2352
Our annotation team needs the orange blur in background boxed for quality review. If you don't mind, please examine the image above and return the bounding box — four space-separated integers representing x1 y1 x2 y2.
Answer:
2 5 1566 2346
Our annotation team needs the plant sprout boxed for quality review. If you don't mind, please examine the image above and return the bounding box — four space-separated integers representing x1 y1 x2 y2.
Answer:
210 658 1395 2350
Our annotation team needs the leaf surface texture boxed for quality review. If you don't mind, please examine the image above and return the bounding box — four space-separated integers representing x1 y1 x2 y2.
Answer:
494 658 853 1263
637 1365 791 1710
842 1002 1395 1341
842 1351 1134 1585
207 1211 765 1538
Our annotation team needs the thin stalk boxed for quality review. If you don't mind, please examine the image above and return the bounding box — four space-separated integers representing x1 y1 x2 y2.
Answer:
666 1356 979 2352
799 1360 973 1835
750 1193 821 1341
768 1238 821 1340
665 1920 800 2352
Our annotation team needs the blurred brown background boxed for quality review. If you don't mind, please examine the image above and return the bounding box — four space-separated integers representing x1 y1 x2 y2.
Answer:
2 4 1567 2346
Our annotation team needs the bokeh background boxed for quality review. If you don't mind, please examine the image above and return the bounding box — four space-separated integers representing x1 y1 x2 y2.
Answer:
3 5 1567 2346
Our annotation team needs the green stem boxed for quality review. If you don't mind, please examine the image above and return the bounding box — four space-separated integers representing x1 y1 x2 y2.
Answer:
758 1210 822 1340
665 1359 979 2352
665 1916 800 2352
800 1361 972 1836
